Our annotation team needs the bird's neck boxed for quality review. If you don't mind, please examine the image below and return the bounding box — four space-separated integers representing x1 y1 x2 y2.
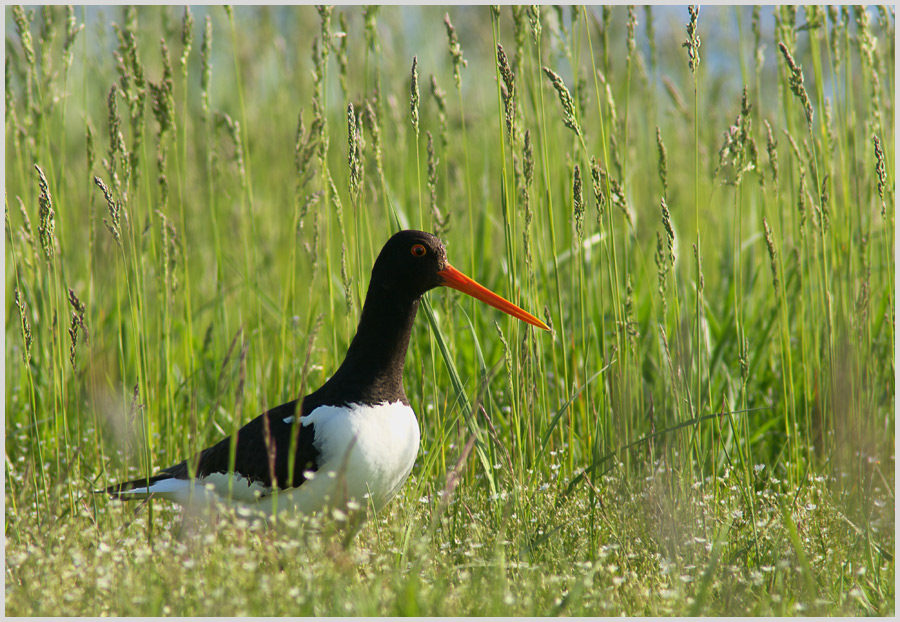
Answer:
308 286 420 408
346 288 420 382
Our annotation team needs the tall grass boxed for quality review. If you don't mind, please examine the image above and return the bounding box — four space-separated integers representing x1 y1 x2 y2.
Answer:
5 6 894 616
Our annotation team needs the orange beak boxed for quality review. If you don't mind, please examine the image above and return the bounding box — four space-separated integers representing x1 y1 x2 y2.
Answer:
437 264 550 331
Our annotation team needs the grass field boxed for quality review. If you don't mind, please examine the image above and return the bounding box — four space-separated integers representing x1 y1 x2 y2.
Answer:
5 5 894 615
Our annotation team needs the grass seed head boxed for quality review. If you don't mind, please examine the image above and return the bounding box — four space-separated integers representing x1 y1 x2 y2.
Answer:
683 5 700 74
763 218 778 290
797 167 808 240
297 191 323 232
12 6 36 68
363 6 379 53
180 7 193 73
522 131 535 276
774 6 797 51
645 6 657 66
35 164 55 261
215 112 246 184
573 164 584 241
626 6 637 57
493 322 513 394
347 103 363 198
765 120 779 191
523 130 534 190
68 313 80 371
201 16 212 115
15 196 37 263
590 156 605 221
660 197 675 267
106 84 123 183
655 232 669 317
67 288 87 338
693 243 704 293
656 127 668 196
156 209 179 293
748 136 761 188
827 6 843 68
14 287 33 364
85 118 96 175
873 135 887 218
410 56 419 136
778 42 814 130
295 109 324 192
311 39 325 103
427 131 448 236
327 173 353 314
595 164 631 230
855 8 881 82
528 5 541 43
63 6 81 70
317 5 333 62
512 6 526 72
38 6 56 77
497 44 517 143
824 98 836 158
715 87 754 186
444 13 467 89
150 40 176 141
94 175 122 246
542 66 582 139
739 335 750 384
112 14 146 187
622 275 639 352
298 192 322 272
599 6 612 73
751 6 763 73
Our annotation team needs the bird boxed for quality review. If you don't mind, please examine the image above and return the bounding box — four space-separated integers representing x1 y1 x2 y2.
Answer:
104 230 549 518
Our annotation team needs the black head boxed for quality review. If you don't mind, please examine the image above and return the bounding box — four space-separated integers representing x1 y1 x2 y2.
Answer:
368 229 550 330
368 230 449 300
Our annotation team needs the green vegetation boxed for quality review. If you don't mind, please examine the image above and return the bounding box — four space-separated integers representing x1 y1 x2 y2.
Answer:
5 5 894 616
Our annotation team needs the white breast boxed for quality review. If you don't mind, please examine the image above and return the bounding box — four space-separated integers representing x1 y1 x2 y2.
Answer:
263 401 420 516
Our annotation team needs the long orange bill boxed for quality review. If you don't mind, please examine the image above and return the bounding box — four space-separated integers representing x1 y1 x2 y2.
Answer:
437 264 550 331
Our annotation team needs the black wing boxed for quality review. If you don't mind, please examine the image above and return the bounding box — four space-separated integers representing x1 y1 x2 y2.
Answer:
109 399 321 494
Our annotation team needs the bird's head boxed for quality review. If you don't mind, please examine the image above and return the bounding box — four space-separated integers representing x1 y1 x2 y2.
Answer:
370 229 549 330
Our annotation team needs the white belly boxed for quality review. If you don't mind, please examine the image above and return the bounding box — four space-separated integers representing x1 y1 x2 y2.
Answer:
263 401 420 515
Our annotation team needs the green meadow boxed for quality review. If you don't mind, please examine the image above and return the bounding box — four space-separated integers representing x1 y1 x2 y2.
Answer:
5 5 894 615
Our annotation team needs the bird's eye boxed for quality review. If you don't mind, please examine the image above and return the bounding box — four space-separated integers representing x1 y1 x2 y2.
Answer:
411 244 427 257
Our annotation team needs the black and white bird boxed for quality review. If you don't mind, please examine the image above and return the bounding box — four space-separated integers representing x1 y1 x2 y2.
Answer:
105 230 548 517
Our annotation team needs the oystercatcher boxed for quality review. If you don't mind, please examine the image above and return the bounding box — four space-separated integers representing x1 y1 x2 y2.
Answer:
105 230 548 517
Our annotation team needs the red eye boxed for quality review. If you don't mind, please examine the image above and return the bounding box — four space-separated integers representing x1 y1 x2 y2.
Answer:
411 244 426 257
